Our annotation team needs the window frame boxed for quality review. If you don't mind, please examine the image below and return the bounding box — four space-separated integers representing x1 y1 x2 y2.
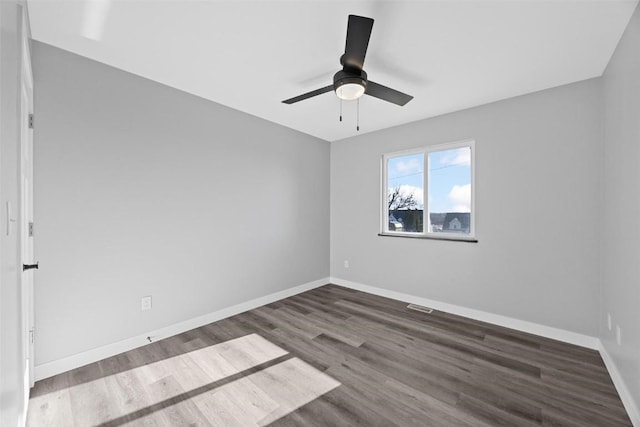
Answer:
380 139 476 241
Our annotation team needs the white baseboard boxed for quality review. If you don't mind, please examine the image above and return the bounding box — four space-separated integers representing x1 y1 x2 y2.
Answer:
599 341 640 426
34 277 329 381
329 277 600 349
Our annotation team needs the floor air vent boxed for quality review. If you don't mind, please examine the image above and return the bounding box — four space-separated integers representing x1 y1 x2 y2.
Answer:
407 304 433 314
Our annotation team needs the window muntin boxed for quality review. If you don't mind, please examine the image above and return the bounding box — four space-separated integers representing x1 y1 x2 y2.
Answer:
382 141 475 240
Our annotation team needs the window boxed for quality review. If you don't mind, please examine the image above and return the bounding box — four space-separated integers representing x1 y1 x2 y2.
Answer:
382 140 475 241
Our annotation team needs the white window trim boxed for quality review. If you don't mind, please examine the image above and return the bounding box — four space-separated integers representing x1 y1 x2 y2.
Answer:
381 139 476 242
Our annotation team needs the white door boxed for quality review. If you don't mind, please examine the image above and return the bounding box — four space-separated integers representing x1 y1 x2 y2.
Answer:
19 10 35 390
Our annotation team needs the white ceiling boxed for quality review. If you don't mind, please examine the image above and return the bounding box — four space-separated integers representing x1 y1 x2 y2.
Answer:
28 0 638 142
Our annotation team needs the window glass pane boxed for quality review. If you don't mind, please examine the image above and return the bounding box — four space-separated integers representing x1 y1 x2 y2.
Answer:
387 153 424 233
428 147 472 234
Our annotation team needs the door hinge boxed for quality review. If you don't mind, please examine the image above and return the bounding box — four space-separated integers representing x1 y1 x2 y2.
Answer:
28 113 34 129
28 222 34 237
29 328 34 344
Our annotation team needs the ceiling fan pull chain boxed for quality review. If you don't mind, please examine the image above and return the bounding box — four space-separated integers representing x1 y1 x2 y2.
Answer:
357 98 360 131
340 96 343 122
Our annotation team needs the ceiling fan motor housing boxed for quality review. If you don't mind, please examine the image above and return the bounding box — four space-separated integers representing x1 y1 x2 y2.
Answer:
333 69 368 93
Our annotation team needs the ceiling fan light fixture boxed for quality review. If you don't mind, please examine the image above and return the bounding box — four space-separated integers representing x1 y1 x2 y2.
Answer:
336 82 365 100
333 69 368 101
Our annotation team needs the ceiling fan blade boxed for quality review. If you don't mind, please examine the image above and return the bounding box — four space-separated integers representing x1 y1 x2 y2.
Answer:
366 81 413 106
282 85 334 104
342 15 374 70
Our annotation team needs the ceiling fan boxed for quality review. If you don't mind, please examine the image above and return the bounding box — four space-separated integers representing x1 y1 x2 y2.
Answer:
282 15 414 107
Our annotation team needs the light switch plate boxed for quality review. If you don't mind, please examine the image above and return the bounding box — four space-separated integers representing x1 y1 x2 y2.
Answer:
141 296 152 311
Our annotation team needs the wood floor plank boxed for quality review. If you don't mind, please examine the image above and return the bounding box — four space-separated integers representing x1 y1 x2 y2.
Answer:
483 335 611 380
468 361 631 426
28 284 633 426
66 363 121 426
25 373 74 427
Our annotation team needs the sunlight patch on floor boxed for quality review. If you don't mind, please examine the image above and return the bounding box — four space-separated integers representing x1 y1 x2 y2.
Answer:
194 357 341 426
28 333 340 426
140 333 289 387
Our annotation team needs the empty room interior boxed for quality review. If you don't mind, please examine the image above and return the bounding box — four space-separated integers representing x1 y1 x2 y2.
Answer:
1 0 640 425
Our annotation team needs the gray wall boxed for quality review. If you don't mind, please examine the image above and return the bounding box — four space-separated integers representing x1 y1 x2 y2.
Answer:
0 1 29 425
602 2 640 413
331 78 602 336
32 42 329 365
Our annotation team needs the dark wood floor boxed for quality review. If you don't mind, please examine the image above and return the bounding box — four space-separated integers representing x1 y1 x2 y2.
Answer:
28 284 632 426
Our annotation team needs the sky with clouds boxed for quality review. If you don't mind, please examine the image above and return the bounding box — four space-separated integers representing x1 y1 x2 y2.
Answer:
387 147 471 213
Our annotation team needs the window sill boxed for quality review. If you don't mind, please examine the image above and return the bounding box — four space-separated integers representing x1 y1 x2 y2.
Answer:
378 233 478 243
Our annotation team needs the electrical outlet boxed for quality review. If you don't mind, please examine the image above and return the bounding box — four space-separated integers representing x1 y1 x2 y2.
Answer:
616 325 621 346
141 296 152 311
607 313 611 331
344 260 350 269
